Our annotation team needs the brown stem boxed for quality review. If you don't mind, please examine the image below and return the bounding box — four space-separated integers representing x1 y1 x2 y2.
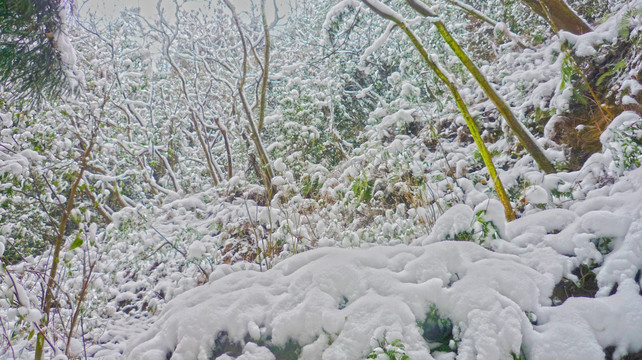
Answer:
155 150 182 192
65 255 97 356
82 178 113 223
189 111 221 185
258 0 271 133
35 141 95 360
214 117 233 179
223 0 275 197
155 6 222 186
522 0 592 34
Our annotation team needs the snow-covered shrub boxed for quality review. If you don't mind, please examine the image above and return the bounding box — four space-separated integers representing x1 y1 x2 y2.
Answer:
128 243 559 359
3 1 642 359
0 107 72 262
569 0 624 23
366 336 410 360
601 111 642 171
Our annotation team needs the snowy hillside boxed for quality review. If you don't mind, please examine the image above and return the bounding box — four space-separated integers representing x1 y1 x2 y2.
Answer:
126 111 642 360
1 0 642 359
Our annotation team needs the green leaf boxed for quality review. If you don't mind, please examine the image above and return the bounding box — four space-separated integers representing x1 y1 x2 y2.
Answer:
596 59 627 86
391 339 404 348
619 16 631 40
560 54 575 90
70 236 83 251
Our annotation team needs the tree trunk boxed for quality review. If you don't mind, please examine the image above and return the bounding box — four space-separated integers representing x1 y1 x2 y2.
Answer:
257 0 271 133
521 0 592 34
222 0 275 199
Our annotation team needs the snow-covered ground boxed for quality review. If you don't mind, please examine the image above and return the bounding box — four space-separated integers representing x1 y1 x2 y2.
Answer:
2 1 642 359
124 114 642 360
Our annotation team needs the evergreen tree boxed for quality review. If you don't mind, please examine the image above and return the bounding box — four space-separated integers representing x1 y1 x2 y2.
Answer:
0 0 69 103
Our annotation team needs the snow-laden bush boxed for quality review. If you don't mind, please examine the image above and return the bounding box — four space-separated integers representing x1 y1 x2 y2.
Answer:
600 111 642 171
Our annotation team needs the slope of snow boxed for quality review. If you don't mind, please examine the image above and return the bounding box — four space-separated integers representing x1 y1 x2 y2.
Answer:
2 1 642 359
127 119 642 359
107 5 642 360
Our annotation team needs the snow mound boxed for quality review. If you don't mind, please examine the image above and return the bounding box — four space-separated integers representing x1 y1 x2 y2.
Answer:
128 242 553 360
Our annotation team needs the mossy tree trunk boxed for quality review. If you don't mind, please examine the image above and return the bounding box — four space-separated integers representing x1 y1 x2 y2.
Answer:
361 0 517 221
405 0 557 174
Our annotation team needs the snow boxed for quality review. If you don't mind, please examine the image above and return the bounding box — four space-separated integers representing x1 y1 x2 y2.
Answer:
2 1 642 359
579 210 630 239
529 279 642 360
187 241 207 260
505 208 577 240
124 95 642 358
622 95 639 105
323 0 362 42
67 339 83 357
361 23 396 65
124 156 642 359
128 242 547 359
621 79 642 96
0 112 11 127
25 308 41 323
54 6 77 68
524 185 548 205
600 110 640 144
273 158 287 172
360 0 405 21
416 204 474 244
12 281 30 309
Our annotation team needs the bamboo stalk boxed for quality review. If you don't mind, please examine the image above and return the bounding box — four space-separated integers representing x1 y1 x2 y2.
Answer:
361 0 516 221
405 0 556 174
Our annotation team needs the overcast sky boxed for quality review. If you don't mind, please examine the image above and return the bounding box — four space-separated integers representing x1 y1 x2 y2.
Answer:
81 0 291 22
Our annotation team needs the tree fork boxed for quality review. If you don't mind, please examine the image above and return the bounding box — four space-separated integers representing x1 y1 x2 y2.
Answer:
223 0 275 198
521 0 592 35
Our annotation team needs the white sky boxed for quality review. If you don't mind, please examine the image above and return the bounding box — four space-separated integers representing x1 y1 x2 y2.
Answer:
80 0 291 22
